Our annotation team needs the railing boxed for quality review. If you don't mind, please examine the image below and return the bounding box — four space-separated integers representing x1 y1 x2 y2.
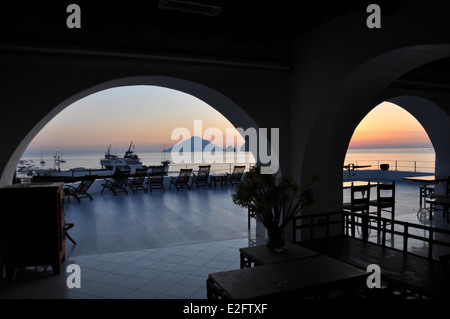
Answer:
292 210 450 260
343 160 435 173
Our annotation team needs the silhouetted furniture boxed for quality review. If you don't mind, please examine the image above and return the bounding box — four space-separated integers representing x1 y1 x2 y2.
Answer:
169 168 192 191
191 165 211 189
402 175 448 213
369 181 395 230
210 173 228 187
146 165 165 192
207 255 367 299
101 169 130 195
428 198 450 222
0 183 66 279
239 242 320 268
293 211 450 298
420 185 435 206
343 182 371 239
343 181 379 188
64 222 76 245
426 176 450 220
126 168 148 194
66 175 97 202
227 165 245 185
248 206 256 229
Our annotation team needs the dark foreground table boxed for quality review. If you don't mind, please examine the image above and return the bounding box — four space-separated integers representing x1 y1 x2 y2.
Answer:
239 242 320 268
207 255 368 299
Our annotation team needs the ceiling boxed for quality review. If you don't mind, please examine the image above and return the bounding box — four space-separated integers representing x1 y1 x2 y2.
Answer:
0 1 404 64
1 1 449 91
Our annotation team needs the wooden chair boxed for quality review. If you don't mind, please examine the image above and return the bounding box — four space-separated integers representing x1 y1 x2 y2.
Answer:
169 168 192 191
227 165 245 186
101 169 130 196
126 168 148 194
66 175 97 202
343 182 371 239
248 205 256 229
64 222 76 245
369 181 395 230
426 176 450 220
420 185 434 206
191 165 211 189
147 165 166 193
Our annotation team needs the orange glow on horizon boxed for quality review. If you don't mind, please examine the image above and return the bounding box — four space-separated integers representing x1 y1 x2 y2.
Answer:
26 86 245 153
348 102 433 149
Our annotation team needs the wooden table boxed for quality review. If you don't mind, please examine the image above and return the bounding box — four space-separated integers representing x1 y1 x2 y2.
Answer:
402 175 447 184
207 255 368 299
239 242 320 268
402 175 448 216
343 181 381 188
210 173 228 187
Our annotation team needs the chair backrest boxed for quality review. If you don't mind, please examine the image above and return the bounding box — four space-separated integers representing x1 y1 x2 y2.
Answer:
177 169 192 182
131 168 148 183
113 170 130 186
230 166 245 179
149 165 165 183
376 181 395 203
197 165 211 180
77 175 97 193
350 183 371 206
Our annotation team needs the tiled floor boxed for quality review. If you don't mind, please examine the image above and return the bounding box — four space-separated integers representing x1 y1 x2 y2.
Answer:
0 238 248 299
0 177 449 299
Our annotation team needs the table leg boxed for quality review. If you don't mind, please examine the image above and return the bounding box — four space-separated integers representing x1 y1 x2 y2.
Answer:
417 182 431 219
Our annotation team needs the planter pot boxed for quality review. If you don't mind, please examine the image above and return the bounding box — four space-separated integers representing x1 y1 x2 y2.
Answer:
266 228 286 253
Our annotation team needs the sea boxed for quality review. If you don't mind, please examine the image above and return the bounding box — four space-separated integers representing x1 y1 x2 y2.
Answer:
18 147 436 177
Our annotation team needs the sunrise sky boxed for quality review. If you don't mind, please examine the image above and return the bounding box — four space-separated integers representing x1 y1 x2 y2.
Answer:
26 86 241 154
25 87 433 154
348 101 432 149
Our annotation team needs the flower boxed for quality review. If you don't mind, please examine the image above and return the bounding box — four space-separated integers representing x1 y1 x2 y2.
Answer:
232 163 318 251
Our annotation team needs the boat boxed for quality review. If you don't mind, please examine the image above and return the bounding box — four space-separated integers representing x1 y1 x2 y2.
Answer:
17 160 38 175
32 142 170 179
161 144 172 167
40 151 45 165
53 148 66 164
100 142 154 173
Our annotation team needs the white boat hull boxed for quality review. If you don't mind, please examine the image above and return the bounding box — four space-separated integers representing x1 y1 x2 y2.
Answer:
34 165 169 178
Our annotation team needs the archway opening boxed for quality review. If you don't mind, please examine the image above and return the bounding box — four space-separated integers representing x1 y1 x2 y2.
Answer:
18 85 256 180
344 101 435 175
11 81 267 256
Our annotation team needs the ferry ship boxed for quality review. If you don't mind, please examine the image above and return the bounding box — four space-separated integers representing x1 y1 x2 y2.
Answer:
100 143 143 172
31 142 169 179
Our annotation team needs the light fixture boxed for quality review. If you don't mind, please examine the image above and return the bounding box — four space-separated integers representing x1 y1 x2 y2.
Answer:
157 0 224 17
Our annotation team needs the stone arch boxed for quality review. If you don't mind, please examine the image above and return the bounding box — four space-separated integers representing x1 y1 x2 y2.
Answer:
298 45 450 214
2 75 279 186
384 96 450 177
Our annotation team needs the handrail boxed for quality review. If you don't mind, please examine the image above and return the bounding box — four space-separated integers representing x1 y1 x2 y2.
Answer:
343 159 435 173
293 210 450 260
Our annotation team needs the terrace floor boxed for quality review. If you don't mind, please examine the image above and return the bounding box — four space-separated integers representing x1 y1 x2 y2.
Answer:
0 177 449 299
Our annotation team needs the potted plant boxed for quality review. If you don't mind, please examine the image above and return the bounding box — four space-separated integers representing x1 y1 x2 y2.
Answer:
232 164 317 253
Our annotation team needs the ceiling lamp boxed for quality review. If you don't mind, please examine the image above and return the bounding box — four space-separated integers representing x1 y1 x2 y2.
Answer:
157 0 224 16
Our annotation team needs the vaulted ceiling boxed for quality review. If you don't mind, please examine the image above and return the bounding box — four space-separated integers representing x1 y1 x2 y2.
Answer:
0 1 404 64
1 1 449 91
